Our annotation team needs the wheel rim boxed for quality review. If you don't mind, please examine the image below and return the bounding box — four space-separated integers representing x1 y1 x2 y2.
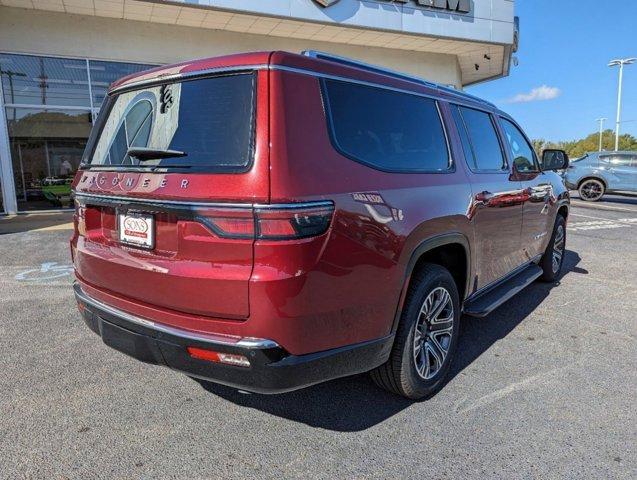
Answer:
552 224 565 274
580 181 603 200
412 287 454 380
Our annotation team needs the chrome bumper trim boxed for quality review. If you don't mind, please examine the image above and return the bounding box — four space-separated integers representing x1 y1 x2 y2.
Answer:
73 283 279 350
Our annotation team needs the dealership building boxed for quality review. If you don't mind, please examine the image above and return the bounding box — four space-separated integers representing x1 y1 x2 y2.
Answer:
0 0 518 214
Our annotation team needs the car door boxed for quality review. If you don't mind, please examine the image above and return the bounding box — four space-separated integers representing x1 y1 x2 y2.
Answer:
606 154 636 190
499 117 554 260
450 105 526 291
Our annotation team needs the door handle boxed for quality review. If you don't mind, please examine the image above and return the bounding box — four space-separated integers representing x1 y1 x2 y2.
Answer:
475 191 495 203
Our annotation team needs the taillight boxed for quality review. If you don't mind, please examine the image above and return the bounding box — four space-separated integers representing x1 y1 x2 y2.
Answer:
255 203 334 240
194 202 334 240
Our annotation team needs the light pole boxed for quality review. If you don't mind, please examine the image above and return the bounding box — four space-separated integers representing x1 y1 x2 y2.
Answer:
596 117 606 151
609 58 636 151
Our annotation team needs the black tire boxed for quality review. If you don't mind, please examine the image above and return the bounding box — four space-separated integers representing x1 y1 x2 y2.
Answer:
578 178 605 202
539 214 566 282
371 264 460 400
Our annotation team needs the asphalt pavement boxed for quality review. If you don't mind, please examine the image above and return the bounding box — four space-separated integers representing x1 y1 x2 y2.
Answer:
0 196 635 479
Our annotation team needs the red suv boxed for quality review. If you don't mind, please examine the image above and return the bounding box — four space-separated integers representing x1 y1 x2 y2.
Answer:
71 51 570 399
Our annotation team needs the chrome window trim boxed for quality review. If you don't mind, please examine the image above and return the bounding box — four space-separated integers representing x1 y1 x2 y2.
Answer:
73 191 333 210
74 283 279 349
271 65 496 111
108 63 496 113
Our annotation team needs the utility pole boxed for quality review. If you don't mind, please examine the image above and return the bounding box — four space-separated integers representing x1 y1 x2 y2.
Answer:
596 118 606 151
609 58 636 151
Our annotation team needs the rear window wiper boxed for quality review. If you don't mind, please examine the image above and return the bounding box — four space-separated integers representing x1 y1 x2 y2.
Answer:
127 147 187 161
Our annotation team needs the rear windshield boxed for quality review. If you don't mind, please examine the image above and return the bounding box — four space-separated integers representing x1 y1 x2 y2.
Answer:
86 72 255 172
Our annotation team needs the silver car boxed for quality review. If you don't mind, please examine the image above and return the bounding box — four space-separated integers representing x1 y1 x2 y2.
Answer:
563 151 637 201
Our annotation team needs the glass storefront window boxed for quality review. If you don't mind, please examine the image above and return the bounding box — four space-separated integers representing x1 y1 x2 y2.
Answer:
6 107 91 210
0 54 90 107
89 60 155 109
0 53 155 211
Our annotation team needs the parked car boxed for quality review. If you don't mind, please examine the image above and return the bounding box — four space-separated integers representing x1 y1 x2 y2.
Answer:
563 151 637 201
71 51 570 400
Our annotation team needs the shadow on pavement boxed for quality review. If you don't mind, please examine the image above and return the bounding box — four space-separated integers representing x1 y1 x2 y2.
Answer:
0 211 73 235
571 192 637 206
198 250 583 432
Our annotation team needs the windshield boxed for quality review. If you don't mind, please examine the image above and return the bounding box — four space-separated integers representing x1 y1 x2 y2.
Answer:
86 72 255 172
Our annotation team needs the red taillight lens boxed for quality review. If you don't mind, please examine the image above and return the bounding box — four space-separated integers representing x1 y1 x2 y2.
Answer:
194 207 255 239
195 202 334 240
186 347 250 367
255 204 334 240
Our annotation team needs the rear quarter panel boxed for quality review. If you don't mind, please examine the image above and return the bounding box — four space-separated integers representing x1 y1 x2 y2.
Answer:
261 70 474 354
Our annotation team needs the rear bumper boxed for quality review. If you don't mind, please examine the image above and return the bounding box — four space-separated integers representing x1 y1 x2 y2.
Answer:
74 283 393 393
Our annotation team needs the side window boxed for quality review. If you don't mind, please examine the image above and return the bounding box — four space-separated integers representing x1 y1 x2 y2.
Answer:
321 79 450 172
500 118 538 173
452 105 507 172
609 156 632 167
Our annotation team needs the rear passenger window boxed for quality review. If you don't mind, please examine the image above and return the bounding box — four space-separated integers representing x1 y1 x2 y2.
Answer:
451 105 507 172
321 79 450 172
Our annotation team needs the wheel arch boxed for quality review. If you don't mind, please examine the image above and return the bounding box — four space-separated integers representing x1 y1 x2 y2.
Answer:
391 233 471 334
578 176 607 190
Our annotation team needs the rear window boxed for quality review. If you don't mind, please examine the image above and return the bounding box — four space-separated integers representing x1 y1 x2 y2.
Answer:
321 79 450 172
87 73 255 172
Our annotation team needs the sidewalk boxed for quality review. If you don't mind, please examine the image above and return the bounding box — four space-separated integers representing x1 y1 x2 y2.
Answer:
0 211 74 235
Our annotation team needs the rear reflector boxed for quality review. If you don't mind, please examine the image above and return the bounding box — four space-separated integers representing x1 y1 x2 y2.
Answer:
194 202 334 240
187 346 251 367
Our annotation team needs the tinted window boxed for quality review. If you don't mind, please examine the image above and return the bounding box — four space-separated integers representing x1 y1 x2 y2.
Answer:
450 105 474 168
322 80 449 172
500 118 537 173
89 73 255 171
454 106 506 171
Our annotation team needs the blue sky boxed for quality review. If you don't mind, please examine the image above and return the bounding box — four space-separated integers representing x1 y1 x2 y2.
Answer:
467 0 637 142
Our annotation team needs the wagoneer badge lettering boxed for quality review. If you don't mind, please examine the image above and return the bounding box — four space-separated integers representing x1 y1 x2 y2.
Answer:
78 173 190 190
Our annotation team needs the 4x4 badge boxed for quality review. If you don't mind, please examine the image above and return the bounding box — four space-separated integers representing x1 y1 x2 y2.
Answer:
352 192 404 224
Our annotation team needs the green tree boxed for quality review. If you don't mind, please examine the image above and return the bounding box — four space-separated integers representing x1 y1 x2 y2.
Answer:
532 130 637 158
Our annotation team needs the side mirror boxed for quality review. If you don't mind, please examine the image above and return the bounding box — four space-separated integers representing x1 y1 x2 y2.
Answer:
541 149 569 171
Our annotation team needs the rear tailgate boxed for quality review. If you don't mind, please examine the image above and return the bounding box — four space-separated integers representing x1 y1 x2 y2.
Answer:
71 69 269 320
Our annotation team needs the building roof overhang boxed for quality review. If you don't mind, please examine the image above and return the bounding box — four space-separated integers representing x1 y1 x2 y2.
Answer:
0 0 517 85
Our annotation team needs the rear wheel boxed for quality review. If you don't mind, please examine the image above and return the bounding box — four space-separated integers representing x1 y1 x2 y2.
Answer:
578 178 605 201
539 214 566 282
371 264 460 400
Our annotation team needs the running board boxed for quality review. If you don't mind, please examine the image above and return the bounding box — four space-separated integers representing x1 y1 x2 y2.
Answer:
463 264 543 317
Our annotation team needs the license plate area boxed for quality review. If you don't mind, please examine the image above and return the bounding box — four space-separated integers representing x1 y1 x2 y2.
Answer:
118 211 155 249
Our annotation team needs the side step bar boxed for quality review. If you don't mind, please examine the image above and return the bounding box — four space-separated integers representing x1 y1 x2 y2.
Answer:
463 264 543 317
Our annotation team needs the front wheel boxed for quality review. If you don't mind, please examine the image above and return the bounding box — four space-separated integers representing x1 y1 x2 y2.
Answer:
371 264 460 400
578 178 605 201
539 214 566 282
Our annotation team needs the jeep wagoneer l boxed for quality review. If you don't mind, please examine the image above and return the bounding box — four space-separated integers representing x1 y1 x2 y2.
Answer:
71 51 570 399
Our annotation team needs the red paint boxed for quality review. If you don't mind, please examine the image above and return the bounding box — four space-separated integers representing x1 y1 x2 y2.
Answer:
71 51 569 356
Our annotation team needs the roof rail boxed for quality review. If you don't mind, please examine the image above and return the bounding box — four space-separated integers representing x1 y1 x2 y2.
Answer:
302 50 496 109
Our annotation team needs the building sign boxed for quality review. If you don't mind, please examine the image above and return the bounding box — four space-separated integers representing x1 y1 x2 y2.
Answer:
314 0 470 14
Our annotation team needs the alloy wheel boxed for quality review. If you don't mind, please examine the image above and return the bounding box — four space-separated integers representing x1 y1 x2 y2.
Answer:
412 287 454 380
552 224 565 274
579 180 604 201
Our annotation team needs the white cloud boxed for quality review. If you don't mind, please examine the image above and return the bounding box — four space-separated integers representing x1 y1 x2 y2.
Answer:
508 85 561 103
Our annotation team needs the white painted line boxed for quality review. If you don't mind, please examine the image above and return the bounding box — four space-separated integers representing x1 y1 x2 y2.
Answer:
572 201 637 213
